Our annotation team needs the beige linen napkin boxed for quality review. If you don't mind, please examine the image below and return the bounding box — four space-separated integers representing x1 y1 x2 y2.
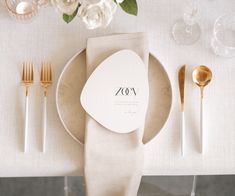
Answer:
84 33 149 196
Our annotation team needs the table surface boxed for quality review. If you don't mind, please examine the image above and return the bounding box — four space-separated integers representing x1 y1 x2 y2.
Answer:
0 0 235 177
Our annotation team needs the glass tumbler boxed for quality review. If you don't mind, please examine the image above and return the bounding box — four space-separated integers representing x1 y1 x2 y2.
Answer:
211 13 235 58
5 0 39 22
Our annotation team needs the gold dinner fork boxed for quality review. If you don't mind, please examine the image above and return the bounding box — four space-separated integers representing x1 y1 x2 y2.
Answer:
22 62 34 153
40 63 52 153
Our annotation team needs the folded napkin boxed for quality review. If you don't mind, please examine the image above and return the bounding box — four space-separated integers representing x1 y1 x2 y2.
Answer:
84 33 149 196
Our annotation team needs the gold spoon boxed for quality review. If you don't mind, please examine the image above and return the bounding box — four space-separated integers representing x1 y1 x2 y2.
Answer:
192 65 212 154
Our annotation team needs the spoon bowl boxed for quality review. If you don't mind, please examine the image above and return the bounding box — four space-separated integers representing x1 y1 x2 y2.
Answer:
192 65 212 89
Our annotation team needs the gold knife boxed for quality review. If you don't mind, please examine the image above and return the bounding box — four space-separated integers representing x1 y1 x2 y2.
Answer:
178 65 186 156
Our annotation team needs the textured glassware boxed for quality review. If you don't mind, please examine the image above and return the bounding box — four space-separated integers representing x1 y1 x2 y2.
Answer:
52 0 79 15
5 0 39 22
211 13 235 58
172 0 201 45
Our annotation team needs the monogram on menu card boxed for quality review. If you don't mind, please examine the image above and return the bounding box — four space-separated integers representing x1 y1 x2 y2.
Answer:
115 87 138 96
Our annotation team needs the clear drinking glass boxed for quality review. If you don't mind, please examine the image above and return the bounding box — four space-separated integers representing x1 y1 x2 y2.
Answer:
5 0 39 22
211 13 235 58
172 0 201 45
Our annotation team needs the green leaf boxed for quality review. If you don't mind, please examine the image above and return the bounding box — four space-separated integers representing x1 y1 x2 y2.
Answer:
119 0 138 16
63 4 80 24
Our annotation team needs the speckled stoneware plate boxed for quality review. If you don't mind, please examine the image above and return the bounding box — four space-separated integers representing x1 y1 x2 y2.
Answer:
56 49 172 145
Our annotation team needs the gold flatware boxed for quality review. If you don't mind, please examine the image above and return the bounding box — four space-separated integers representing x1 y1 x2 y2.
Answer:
192 65 212 154
178 65 186 156
22 62 34 153
40 63 52 153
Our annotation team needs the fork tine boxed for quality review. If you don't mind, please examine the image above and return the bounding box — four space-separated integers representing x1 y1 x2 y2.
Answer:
47 63 49 82
26 63 29 82
45 63 48 82
28 63 31 82
43 63 45 81
24 62 26 81
28 63 30 82
22 62 25 81
45 63 47 81
49 63 52 82
47 63 50 82
43 62 45 81
42 62 44 81
40 63 43 81
31 63 34 82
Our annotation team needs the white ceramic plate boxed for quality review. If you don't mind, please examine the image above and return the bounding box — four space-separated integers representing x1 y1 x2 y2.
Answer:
56 49 172 145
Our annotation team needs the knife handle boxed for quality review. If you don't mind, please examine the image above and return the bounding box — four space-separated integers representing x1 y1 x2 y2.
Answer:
181 111 185 156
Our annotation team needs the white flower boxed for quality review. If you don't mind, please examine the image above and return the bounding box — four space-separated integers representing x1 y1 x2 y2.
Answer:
51 0 80 15
116 0 124 3
81 0 104 3
78 0 117 29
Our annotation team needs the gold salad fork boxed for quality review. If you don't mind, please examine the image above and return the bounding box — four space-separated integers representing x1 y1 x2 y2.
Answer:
40 63 52 153
22 62 34 153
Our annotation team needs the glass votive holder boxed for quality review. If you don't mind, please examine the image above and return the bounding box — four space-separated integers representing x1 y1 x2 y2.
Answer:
5 0 39 22
211 13 235 58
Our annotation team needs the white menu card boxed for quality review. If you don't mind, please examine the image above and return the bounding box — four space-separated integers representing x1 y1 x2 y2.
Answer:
81 50 149 133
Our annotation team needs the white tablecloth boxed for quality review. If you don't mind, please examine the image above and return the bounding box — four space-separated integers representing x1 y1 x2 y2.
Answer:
0 0 235 177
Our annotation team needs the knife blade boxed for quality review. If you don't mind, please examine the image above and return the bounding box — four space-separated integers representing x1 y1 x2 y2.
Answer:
178 65 186 156
178 65 186 112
